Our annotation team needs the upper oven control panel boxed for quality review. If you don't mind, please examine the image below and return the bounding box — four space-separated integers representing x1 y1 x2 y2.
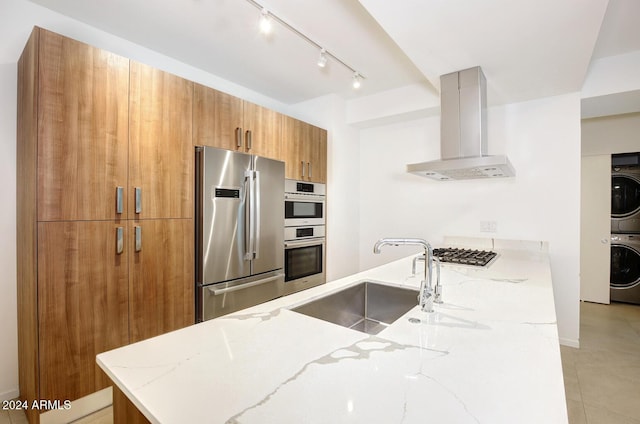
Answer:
285 179 326 196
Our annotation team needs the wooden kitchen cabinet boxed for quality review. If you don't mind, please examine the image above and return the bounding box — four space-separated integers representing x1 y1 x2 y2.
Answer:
193 83 282 159
242 101 283 159
129 62 194 219
17 28 195 423
37 221 129 402
129 219 194 343
18 28 130 424
36 27 129 221
309 125 328 183
282 115 327 183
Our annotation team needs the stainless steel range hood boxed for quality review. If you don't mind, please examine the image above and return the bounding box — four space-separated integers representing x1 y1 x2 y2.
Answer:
407 67 515 181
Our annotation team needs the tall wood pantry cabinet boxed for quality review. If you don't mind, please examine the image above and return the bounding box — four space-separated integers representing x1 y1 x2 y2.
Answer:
17 27 194 423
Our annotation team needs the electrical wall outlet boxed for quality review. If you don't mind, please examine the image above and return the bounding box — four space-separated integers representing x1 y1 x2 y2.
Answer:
480 220 497 233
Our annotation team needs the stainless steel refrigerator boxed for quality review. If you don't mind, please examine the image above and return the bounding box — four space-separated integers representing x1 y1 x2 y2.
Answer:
195 146 285 321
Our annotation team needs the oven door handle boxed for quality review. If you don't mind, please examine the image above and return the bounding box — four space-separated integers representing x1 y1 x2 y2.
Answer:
209 273 284 296
284 238 325 248
285 193 325 203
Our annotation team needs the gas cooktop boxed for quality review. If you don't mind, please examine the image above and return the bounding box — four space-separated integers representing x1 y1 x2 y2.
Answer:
432 247 498 267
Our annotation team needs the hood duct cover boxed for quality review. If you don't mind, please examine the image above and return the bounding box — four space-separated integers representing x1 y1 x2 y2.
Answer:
407 66 515 181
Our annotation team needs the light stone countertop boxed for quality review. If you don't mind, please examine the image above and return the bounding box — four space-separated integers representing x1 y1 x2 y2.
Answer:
97 237 568 423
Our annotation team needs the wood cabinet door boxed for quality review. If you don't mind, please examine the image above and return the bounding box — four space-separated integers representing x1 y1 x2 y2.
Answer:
282 115 305 180
243 101 282 160
129 219 194 343
37 221 129 401
129 62 194 219
37 29 129 221
193 83 243 150
309 126 327 183
281 116 327 182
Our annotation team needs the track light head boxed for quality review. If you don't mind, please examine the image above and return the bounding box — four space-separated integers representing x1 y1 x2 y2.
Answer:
317 49 328 68
259 8 272 34
352 72 362 89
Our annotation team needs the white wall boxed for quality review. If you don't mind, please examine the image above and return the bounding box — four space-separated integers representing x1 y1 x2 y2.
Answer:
582 112 640 156
0 63 18 401
357 93 582 346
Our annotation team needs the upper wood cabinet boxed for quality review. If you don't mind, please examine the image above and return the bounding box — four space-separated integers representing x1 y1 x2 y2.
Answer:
36 29 129 221
129 62 194 219
193 83 282 159
282 115 327 183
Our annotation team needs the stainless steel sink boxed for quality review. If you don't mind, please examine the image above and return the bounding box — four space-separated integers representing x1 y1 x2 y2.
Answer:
291 281 418 335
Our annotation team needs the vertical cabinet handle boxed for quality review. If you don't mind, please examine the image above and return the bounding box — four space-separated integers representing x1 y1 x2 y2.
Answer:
135 226 142 252
116 187 124 214
246 130 252 150
135 187 142 214
235 127 243 148
308 162 312 179
116 227 124 255
301 160 305 178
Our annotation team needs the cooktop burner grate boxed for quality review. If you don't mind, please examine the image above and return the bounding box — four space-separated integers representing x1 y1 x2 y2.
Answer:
431 248 498 267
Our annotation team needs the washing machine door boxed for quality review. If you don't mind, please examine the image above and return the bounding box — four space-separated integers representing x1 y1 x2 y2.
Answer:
610 244 640 288
611 174 640 217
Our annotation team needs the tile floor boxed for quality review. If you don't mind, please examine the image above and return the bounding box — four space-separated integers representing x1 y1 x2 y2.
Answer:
562 301 640 424
2 300 639 424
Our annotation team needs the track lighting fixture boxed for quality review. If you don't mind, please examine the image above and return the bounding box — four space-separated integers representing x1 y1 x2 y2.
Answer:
245 0 365 90
317 49 328 68
259 8 272 34
352 72 362 89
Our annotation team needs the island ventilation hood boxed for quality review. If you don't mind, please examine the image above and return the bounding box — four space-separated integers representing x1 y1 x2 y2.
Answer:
407 66 515 181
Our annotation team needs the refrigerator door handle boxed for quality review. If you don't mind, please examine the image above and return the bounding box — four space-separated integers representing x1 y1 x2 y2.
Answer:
244 171 253 260
253 170 260 259
209 273 284 295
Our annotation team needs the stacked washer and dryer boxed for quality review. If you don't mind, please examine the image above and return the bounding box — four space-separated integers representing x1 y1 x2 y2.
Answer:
610 153 640 304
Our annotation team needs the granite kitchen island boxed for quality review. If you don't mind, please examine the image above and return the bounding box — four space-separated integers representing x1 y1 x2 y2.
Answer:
97 238 568 423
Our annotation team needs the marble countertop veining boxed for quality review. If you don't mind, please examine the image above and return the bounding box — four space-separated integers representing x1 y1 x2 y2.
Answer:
97 238 568 423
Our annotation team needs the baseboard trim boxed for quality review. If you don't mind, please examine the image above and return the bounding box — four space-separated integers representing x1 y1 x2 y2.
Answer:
559 337 580 348
40 387 112 424
0 388 20 402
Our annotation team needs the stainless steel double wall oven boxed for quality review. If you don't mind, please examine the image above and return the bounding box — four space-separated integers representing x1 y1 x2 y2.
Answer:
284 180 326 294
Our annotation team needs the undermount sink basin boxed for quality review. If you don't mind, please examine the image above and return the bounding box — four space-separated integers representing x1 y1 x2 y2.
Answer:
291 281 419 335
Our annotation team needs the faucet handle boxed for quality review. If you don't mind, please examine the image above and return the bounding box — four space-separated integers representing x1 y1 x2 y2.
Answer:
432 257 443 304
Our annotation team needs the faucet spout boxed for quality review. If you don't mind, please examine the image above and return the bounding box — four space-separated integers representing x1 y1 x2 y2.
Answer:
373 238 438 313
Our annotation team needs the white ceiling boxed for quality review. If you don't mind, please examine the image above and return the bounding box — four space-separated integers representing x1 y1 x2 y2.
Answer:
26 0 640 109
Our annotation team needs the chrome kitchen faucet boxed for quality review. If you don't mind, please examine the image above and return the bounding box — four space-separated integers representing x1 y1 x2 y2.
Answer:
413 254 442 304
373 238 441 313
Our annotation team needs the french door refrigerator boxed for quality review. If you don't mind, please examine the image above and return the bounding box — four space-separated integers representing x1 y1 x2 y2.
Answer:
195 146 285 321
